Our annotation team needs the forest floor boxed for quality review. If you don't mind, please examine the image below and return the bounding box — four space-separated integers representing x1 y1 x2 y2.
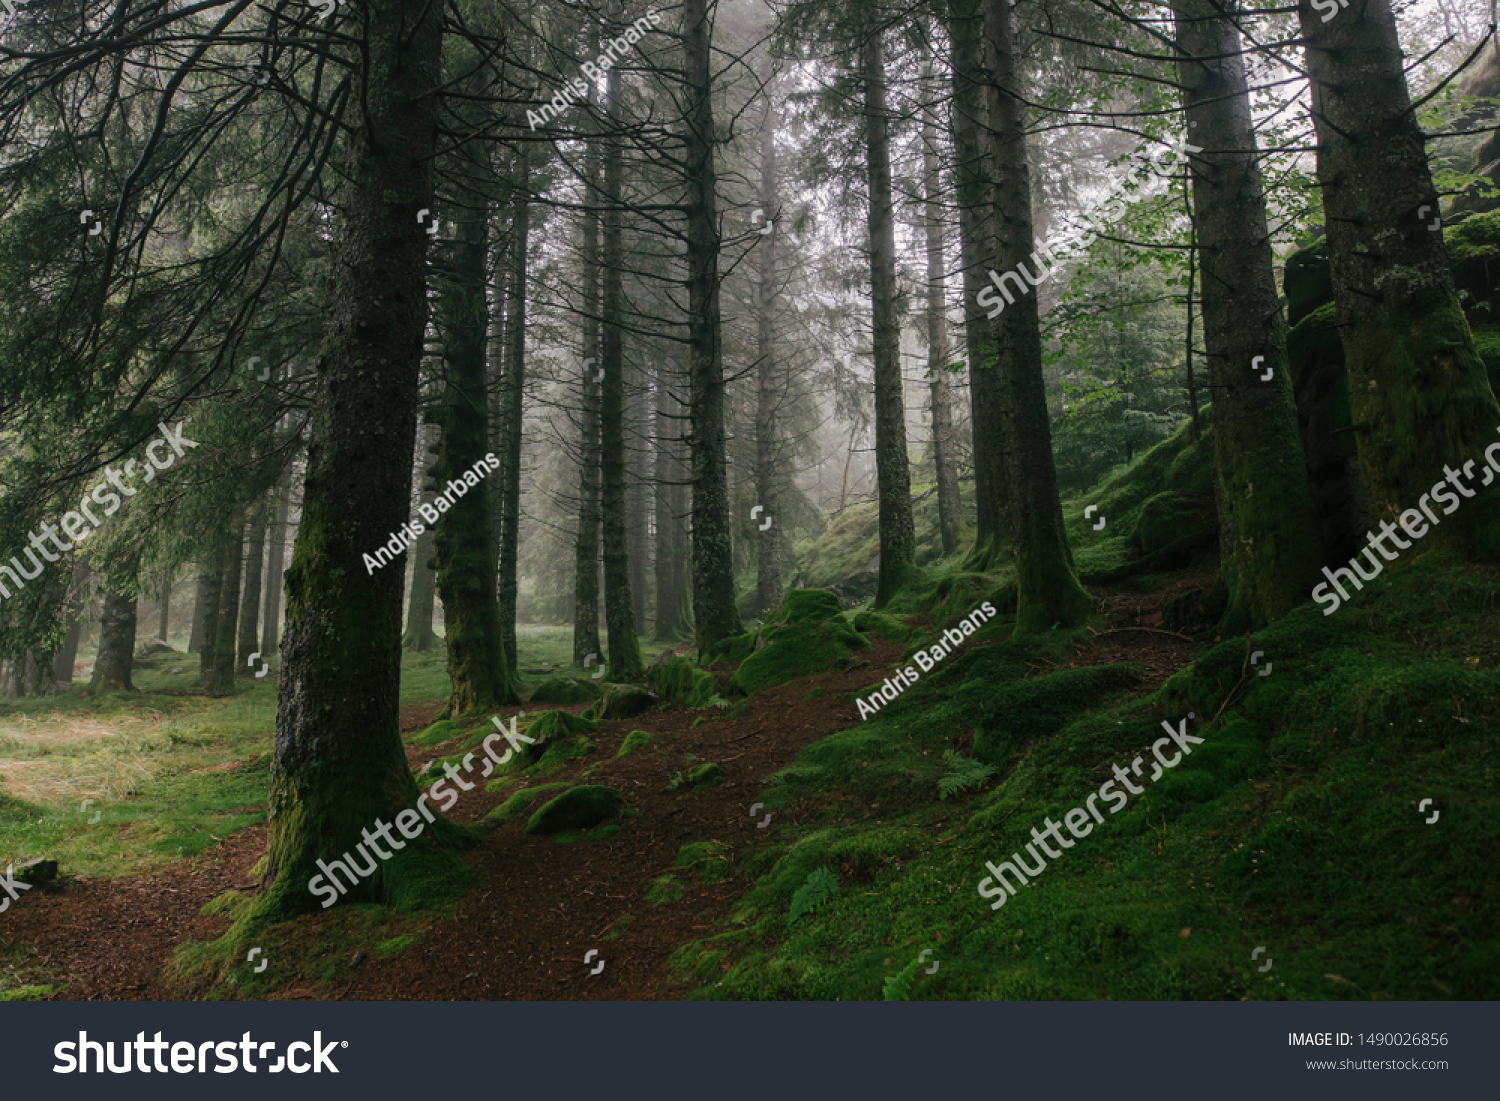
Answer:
0 575 1207 1001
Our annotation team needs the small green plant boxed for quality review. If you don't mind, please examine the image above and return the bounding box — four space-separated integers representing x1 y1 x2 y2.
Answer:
788 867 839 923
938 749 996 800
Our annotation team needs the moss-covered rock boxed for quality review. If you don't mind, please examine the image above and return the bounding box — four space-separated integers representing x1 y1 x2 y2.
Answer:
617 729 653 758
1284 238 1331 326
671 762 724 790
728 589 871 696
852 610 917 646
408 719 465 747
597 684 658 720
1133 491 1215 557
524 785 625 835
703 631 756 664
647 656 718 708
529 676 604 706
517 710 598 772
486 782 573 827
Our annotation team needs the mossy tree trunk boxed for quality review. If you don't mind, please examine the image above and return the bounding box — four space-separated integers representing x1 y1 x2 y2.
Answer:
260 485 288 657
206 505 245 694
574 32 605 666
89 582 137 694
431 92 519 715
238 503 266 670
922 51 964 558
984 0 1091 633
754 71 784 616
260 0 449 919
948 0 1009 569
1171 0 1322 629
681 0 743 655
1299 0 1500 556
600 60 644 682
497 159 529 673
862 11 918 608
196 557 222 682
402 417 439 651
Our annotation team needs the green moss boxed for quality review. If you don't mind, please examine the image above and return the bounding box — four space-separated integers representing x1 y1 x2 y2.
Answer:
852 610 918 646
552 822 624 844
374 933 422 957
970 664 1144 766
703 631 756 664
524 785 624 834
1133 492 1215 556
408 719 465 747
670 762 723 789
597 685 658 721
645 875 686 904
803 687 825 702
529 676 604 705
0 985 59 1001
617 729 653 758
485 781 572 827
674 840 732 884
728 590 871 696
647 656 719 708
1283 238 1332 325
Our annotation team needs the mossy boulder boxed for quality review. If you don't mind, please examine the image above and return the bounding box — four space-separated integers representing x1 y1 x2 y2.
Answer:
523 785 625 835
617 729 653 758
674 762 724 789
517 710 598 770
529 676 604 706
703 631 756 664
647 656 718 708
1133 491 1214 556
852 610 917 646
728 589 871 696
597 684 658 720
1284 238 1331 326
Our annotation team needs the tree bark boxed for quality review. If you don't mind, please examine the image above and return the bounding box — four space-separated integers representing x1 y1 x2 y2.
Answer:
402 418 439 650
923 52 963 558
754 71 785 615
1298 0 1500 558
189 573 209 653
261 484 288 656
206 505 245 694
261 0 450 920
89 584 137 694
52 563 89 684
574 27 605 667
238 503 267 669
949 0 1009 568
628 372 652 628
681 0 743 655
984 0 1091 633
497 162 529 673
600 60 644 681
431 106 519 714
1170 0 1322 629
863 13 918 607
654 374 691 638
196 558 222 683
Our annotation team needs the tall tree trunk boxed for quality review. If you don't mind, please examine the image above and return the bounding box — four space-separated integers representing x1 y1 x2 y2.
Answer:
261 0 452 920
403 418 440 650
1299 0 1500 558
984 0 1091 633
89 584 137 694
1171 0 1321 629
654 375 689 638
206 505 245 694
431 105 519 714
196 558 223 683
754 72 785 615
574 28 605 667
949 0 1008 568
681 0 743 654
923 52 963 558
862 13 918 607
600 60 644 681
189 573 209 653
52 563 89 683
628 372 652 628
156 573 171 644
260 485 288 656
238 504 267 669
497 162 530 673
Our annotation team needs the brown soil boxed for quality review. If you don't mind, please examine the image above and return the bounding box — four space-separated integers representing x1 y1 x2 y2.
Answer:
5 587 1207 1001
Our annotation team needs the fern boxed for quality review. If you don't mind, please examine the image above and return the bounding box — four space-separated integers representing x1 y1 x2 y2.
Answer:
938 749 996 800
788 867 839 923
